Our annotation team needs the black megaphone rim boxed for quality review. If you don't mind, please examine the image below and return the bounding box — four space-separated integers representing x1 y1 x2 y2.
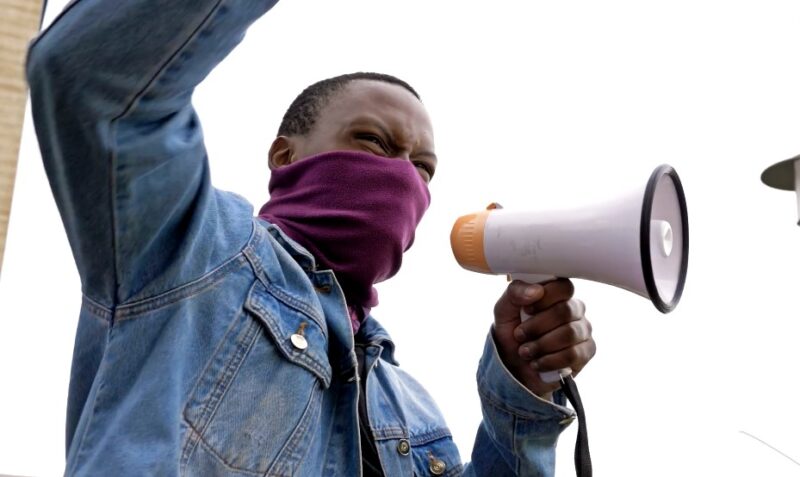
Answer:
639 164 689 313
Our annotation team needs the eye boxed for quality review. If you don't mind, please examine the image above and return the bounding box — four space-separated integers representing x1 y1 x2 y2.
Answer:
356 133 389 153
413 161 434 182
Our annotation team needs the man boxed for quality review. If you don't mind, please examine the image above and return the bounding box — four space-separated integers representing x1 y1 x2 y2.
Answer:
26 0 596 475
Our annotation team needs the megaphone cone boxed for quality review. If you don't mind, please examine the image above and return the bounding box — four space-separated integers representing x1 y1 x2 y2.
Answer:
451 164 689 314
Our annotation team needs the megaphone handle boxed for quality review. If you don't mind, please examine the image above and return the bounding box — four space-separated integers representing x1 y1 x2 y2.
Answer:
512 273 572 384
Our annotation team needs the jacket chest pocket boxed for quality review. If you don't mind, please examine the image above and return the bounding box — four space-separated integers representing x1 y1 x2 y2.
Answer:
181 280 331 476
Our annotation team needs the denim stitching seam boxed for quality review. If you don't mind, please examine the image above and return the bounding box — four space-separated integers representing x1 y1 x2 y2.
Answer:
263 281 326 334
197 314 259 434
189 428 266 477
266 384 321 476
81 295 112 323
180 312 260 468
115 253 248 319
107 0 228 309
243 227 327 333
478 385 568 421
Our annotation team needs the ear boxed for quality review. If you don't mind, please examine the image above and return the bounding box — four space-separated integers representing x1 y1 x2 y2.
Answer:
268 136 297 170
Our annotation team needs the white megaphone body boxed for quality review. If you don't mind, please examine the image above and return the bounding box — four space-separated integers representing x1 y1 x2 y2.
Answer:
450 164 689 382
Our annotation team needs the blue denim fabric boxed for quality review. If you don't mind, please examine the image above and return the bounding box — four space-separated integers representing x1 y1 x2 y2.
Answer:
26 0 576 475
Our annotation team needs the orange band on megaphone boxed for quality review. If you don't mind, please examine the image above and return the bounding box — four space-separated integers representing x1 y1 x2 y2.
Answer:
450 210 492 273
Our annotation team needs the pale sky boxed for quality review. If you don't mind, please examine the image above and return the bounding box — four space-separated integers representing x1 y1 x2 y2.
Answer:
2 1 800 476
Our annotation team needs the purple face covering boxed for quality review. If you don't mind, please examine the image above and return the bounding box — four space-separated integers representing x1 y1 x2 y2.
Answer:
258 150 431 331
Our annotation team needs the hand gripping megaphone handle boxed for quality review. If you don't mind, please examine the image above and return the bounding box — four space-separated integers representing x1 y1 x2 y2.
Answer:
520 307 573 383
512 273 572 384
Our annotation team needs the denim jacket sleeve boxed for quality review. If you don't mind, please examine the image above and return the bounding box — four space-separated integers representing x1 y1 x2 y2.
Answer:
461 329 576 477
26 0 279 306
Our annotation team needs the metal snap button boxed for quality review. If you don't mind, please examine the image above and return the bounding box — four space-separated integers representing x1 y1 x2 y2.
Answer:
429 457 446 475
290 322 308 351
397 439 410 455
427 451 446 475
290 334 308 350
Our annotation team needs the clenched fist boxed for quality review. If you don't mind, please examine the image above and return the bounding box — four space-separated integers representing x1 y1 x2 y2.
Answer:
493 278 596 398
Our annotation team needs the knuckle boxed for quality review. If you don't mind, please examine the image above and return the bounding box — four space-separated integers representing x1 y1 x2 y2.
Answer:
589 338 598 358
566 321 583 342
565 300 579 319
575 343 594 365
571 298 586 317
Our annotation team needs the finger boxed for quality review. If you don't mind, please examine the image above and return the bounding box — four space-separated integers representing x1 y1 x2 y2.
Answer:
517 315 591 360
524 278 575 313
532 338 597 376
514 299 585 342
493 280 545 326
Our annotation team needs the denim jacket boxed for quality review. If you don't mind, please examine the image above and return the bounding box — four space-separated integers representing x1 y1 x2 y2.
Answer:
26 0 575 475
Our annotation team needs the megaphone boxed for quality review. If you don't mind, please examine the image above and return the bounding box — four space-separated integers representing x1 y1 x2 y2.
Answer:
450 164 689 380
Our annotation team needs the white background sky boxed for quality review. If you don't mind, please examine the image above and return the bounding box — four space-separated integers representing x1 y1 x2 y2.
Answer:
2 0 800 475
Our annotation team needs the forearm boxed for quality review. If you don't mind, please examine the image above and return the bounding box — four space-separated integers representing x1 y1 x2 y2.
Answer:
462 331 575 477
27 0 279 121
26 0 279 304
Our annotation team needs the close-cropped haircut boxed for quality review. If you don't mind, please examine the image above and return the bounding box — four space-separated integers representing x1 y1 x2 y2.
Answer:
277 72 421 137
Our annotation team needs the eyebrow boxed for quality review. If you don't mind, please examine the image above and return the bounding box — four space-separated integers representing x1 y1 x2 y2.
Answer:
354 118 437 163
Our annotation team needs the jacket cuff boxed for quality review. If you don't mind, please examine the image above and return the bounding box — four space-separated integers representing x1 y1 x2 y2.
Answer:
477 327 575 425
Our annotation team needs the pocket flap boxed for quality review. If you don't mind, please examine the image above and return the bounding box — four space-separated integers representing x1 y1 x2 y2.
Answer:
245 280 332 388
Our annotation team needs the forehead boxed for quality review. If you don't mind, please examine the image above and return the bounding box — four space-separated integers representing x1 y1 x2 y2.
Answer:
319 80 434 136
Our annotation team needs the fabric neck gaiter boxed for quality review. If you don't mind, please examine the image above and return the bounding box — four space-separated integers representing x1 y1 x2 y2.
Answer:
258 150 431 329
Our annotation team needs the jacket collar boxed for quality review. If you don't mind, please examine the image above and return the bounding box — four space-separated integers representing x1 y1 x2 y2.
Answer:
261 217 399 365
356 315 398 366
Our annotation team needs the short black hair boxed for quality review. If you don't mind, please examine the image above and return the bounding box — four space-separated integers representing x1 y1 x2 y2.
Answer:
277 72 421 137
